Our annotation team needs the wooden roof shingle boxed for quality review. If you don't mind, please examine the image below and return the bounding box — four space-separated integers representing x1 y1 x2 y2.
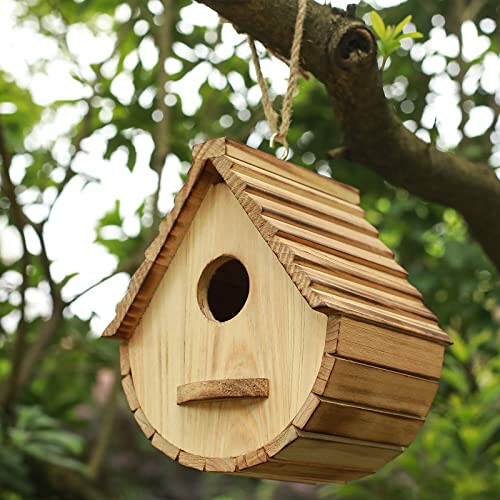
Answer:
102 137 451 345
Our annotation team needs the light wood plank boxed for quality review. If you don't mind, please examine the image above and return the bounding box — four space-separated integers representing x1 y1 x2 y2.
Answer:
304 397 424 446
312 355 335 395
119 342 131 376
293 393 321 429
230 161 362 217
335 317 445 378
325 315 340 353
243 179 376 235
300 265 436 320
226 139 360 205
104 161 220 339
314 289 448 343
270 218 407 277
236 458 369 483
264 425 299 458
239 447 268 469
249 191 390 256
284 239 421 298
121 374 139 412
205 457 236 472
151 432 180 460
191 137 226 161
274 430 403 472
178 451 205 471
134 409 155 439
322 357 439 417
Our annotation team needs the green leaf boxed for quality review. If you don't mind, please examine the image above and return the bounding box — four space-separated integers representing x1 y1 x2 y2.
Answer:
394 15 412 36
384 25 395 41
30 430 84 455
370 11 386 38
386 40 401 54
399 31 424 40
127 143 137 171
58 272 79 288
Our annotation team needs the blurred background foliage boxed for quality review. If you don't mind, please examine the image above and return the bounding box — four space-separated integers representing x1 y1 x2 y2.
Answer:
0 0 499 498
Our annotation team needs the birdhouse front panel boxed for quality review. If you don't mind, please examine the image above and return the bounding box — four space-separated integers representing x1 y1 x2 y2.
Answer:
127 182 326 458
103 138 451 483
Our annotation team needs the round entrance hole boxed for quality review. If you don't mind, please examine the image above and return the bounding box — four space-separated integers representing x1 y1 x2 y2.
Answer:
197 256 250 322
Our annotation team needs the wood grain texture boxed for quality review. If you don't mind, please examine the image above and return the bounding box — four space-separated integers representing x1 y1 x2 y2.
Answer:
178 451 205 471
325 315 341 353
273 430 403 472
128 183 326 458
243 177 376 235
293 393 321 429
255 193 392 257
205 457 237 473
287 239 421 298
237 447 268 469
177 378 269 405
269 217 407 277
103 162 220 339
236 457 368 483
312 354 336 395
191 137 226 161
321 357 439 417
264 425 299 458
314 289 448 343
119 342 131 376
303 265 436 320
333 316 445 378
226 139 360 206
303 397 424 446
133 409 155 439
121 374 139 412
151 432 180 461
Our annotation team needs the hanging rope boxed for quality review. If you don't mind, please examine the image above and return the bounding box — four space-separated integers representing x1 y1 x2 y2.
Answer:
247 0 307 158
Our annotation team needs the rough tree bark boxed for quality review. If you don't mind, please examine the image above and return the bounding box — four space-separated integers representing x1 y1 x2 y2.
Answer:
197 0 500 271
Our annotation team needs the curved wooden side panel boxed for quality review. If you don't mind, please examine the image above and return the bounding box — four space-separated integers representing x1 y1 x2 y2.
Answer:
119 311 446 484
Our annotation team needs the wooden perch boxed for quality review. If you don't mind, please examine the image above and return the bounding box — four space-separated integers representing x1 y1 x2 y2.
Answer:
177 378 270 405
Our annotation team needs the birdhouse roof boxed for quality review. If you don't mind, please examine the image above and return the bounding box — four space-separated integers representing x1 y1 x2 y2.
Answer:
103 137 451 345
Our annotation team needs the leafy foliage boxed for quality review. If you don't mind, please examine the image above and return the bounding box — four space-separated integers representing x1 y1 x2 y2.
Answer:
370 11 423 71
0 406 86 496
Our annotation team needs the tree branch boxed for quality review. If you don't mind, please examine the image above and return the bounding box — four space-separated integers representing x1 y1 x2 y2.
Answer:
16 301 65 391
67 251 144 307
87 369 120 480
150 0 174 228
196 0 500 271
0 119 30 417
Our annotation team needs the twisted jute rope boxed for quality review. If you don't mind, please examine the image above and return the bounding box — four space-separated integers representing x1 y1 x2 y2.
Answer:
247 0 307 158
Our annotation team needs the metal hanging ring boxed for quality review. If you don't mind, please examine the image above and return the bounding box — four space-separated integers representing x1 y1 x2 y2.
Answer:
269 132 290 161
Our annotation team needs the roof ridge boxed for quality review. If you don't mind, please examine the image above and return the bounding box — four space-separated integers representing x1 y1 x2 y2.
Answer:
210 155 450 345
102 138 451 346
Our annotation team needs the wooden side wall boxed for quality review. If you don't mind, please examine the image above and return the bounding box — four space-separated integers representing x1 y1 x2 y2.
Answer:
119 313 445 484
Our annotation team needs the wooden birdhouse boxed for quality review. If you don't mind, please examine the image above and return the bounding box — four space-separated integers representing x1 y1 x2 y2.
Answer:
102 138 451 484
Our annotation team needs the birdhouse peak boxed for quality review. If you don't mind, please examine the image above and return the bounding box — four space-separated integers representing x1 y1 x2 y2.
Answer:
103 137 450 346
